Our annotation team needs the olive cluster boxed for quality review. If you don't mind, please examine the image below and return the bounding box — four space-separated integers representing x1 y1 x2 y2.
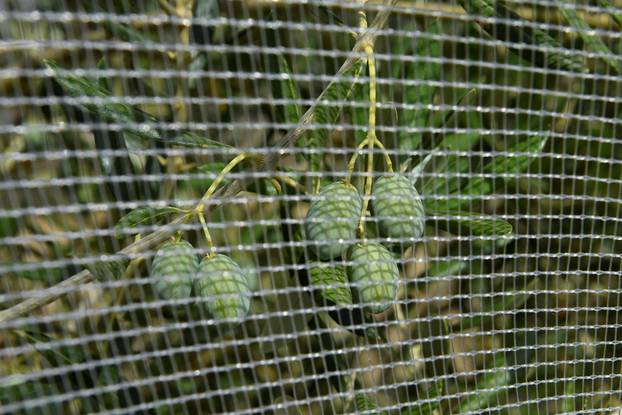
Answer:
304 175 425 315
150 240 252 320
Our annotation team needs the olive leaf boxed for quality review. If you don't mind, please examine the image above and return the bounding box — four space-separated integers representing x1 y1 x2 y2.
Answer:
0 378 63 413
309 263 352 307
457 354 512 413
312 60 364 144
458 0 589 73
402 377 444 414
278 55 309 168
421 153 473 198
458 330 540 413
425 259 468 279
104 18 152 44
115 206 184 238
163 131 233 149
598 0 622 29
13 266 63 284
399 19 443 152
354 392 387 414
556 0 620 73
278 55 303 125
483 133 549 178
431 209 513 238
459 277 540 331
44 60 160 142
424 133 549 212
86 255 130 281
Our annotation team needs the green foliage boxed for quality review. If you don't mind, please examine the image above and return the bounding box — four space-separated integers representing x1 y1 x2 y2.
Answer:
278 56 303 124
459 0 589 73
398 20 443 152
483 134 550 177
13 266 63 284
423 133 549 213
44 60 160 141
599 0 622 29
421 153 472 199
86 255 130 281
312 60 364 145
115 206 184 239
164 132 233 149
457 354 513 413
426 259 468 279
0 377 63 414
556 0 620 73
309 263 352 307
10 4 620 414
353 392 387 414
403 379 444 414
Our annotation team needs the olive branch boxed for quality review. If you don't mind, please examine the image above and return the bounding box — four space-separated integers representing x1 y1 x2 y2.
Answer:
0 0 399 325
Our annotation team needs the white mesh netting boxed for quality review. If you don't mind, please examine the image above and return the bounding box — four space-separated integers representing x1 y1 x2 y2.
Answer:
1 0 622 414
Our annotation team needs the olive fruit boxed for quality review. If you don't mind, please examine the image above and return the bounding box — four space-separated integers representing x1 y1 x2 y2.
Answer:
371 175 425 240
195 254 251 320
151 240 198 300
304 181 362 260
348 242 399 314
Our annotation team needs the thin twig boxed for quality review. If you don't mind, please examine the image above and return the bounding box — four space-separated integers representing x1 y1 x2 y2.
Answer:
0 0 399 326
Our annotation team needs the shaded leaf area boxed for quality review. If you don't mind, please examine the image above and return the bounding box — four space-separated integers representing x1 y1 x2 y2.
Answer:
458 277 540 332
278 56 303 125
556 0 620 73
312 60 364 145
422 133 549 212
457 354 513 414
458 0 589 73
396 20 443 153
353 392 388 414
44 60 159 141
164 132 234 149
309 263 352 307
426 259 469 280
0 328 128 414
599 0 622 29
115 206 185 238
85 255 130 281
46 61 227 151
402 378 444 415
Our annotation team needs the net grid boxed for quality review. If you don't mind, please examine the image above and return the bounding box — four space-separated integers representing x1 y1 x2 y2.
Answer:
2 0 622 414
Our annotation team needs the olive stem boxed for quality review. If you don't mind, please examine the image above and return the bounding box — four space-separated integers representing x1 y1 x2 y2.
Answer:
371 136 393 172
197 211 215 257
0 2 400 325
269 178 283 194
277 174 308 194
357 31 378 238
195 152 251 214
346 138 371 180
346 134 393 182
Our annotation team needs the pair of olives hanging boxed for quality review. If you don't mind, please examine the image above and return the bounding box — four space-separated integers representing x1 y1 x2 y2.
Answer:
304 175 425 314
150 240 252 321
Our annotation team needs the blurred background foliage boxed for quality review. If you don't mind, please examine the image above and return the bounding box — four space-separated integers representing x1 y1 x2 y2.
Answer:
1 0 622 414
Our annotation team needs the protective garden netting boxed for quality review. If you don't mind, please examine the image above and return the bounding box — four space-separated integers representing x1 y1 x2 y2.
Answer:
2 0 622 414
